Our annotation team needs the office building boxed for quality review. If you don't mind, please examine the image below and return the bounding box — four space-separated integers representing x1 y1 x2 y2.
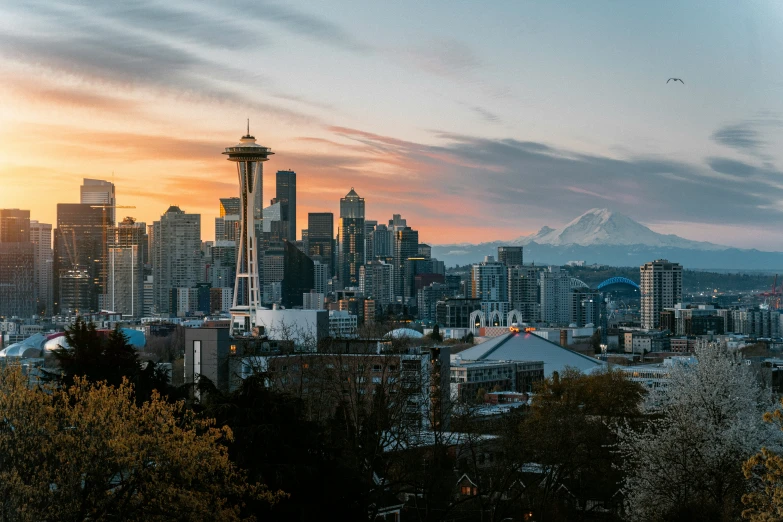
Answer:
307 212 334 276
281 240 315 308
403 257 432 302
54 204 104 314
275 170 296 242
417 243 432 260
364 220 377 263
497 246 523 267
0 241 34 319
640 259 683 330
262 201 284 242
209 240 237 290
106 217 147 317
152 206 201 315
373 223 392 258
0 209 30 243
80 178 116 224
450 360 544 400
223 127 273 334
393 226 418 299
29 220 53 314
338 188 365 287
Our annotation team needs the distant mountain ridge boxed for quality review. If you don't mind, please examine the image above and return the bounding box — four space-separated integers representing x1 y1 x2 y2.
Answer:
431 208 783 270
510 208 724 250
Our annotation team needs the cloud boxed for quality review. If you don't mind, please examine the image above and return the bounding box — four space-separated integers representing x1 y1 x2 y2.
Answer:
403 38 483 81
711 123 763 153
470 105 501 124
232 0 370 52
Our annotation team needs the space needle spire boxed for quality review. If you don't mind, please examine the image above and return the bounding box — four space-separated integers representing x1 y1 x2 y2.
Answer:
223 125 274 335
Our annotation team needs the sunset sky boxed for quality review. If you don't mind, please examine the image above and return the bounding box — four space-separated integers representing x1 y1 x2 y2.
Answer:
2 1 783 248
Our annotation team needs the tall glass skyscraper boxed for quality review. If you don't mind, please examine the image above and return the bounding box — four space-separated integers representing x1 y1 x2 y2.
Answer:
275 170 296 242
338 188 365 287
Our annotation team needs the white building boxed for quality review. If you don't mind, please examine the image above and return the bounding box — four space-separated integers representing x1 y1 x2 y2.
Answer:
471 256 507 302
255 308 328 349
360 260 394 306
302 290 325 310
329 310 358 338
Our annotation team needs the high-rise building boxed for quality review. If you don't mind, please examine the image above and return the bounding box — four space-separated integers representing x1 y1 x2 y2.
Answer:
393 226 418 299
313 261 329 295
338 188 365 287
471 256 508 302
223 126 273 334
360 260 394 306
30 220 53 314
417 243 432 260
152 206 201 315
54 204 104 314
364 220 377 263
498 246 523 267
275 170 296 242
508 265 539 323
106 217 147 317
570 288 601 327
539 266 573 325
373 223 392 259
403 257 432 302
0 209 31 243
307 212 334 277
281 240 314 308
0 209 34 318
640 259 683 330
219 197 241 217
80 179 116 224
418 282 448 321
262 201 284 242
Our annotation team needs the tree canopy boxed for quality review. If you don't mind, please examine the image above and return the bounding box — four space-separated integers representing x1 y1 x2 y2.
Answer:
0 367 282 521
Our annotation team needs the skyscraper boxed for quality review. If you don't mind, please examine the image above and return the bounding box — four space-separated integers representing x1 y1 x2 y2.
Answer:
539 266 572 324
338 188 365 287
30 220 53 314
498 246 523 267
152 206 201 315
373 223 391 258
80 178 116 224
0 209 30 243
223 126 273 334
471 256 508 302
393 226 418 299
508 265 539 323
275 170 296 242
107 217 147 317
215 197 241 243
0 209 34 318
364 220 377 263
640 259 683 330
308 212 334 277
54 204 104 314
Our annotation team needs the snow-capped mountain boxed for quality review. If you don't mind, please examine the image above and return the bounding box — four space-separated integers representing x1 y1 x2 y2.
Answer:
512 208 724 250
431 208 783 269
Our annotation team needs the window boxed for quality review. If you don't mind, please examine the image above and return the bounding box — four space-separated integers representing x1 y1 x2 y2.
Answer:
230 344 236 354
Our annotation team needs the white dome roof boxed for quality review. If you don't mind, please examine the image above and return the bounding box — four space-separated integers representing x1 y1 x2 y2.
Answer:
385 328 424 339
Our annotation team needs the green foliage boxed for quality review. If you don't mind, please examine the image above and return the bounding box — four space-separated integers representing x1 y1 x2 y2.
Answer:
48 317 175 403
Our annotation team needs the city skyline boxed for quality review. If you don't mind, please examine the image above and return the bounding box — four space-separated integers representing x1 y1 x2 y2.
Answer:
3 2 783 247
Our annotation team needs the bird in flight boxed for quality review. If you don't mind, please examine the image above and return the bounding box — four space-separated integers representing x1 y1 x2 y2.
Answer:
667 78 685 84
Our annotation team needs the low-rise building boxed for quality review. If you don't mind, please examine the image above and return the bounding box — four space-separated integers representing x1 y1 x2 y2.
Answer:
449 359 544 401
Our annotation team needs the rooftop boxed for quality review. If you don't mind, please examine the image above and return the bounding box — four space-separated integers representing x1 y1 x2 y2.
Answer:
455 332 604 377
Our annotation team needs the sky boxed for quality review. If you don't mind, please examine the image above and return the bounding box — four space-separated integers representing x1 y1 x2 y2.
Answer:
2 1 783 248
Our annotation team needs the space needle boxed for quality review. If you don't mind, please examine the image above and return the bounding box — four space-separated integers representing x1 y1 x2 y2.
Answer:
223 121 274 335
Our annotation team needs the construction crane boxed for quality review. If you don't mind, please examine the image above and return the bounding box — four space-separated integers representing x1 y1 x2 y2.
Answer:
90 205 136 298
